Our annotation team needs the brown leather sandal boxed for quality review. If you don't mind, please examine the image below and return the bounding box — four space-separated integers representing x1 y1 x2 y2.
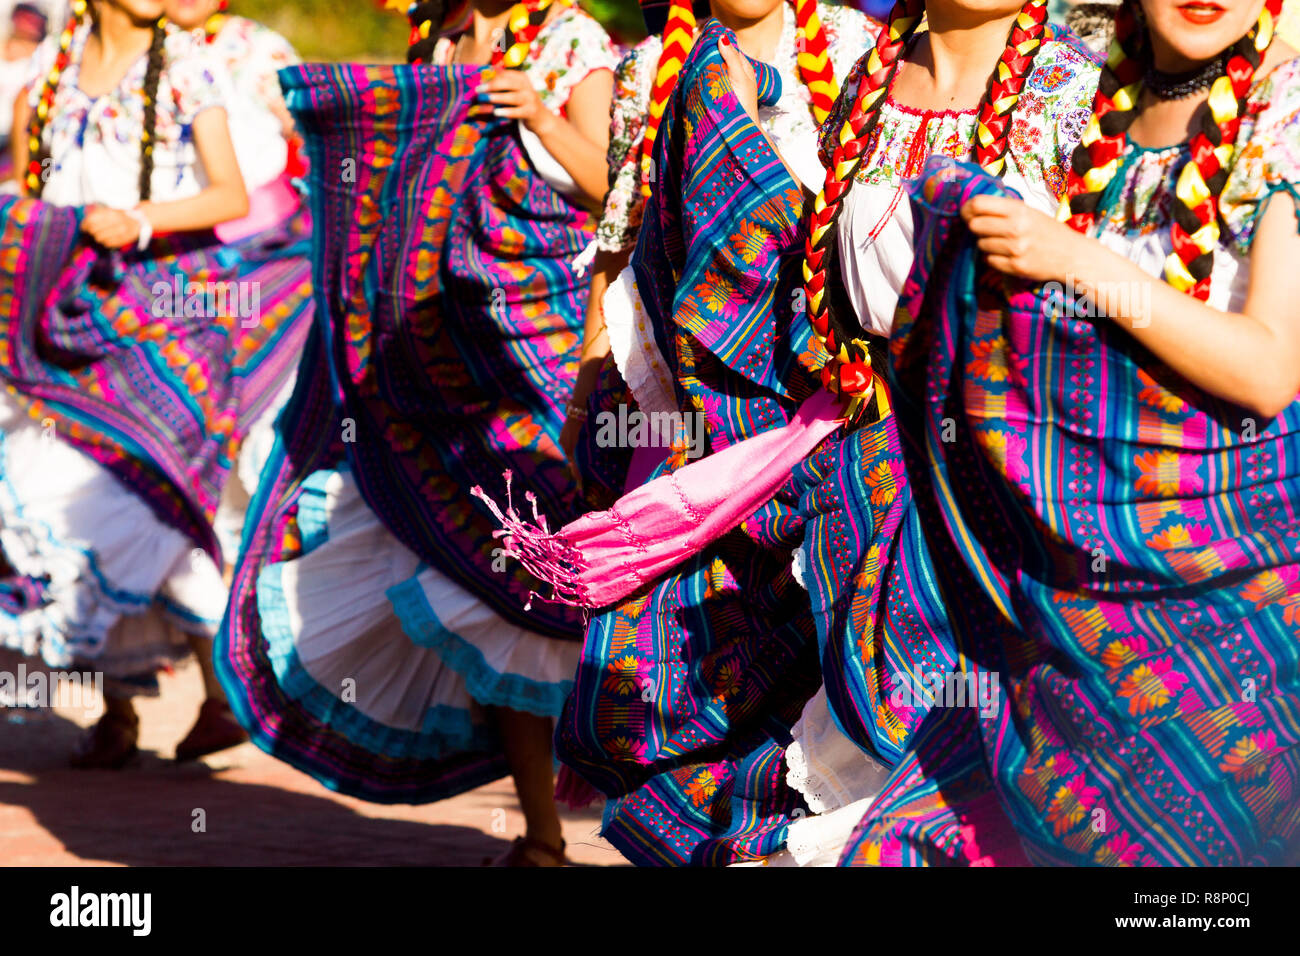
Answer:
69 707 140 770
174 698 249 762
489 836 569 867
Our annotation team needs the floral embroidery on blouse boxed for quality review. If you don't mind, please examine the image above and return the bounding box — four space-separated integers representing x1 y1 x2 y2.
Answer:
434 1 619 113
25 20 229 204
818 39 1099 200
1094 55 1300 256
191 15 299 188
595 1 877 254
202 15 298 126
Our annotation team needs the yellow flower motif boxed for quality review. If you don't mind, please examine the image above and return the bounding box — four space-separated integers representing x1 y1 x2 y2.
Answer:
968 336 1011 382
1147 524 1200 550
1136 368 1186 414
1116 658 1187 716
730 219 771 265
1239 569 1300 611
1219 731 1276 781
864 459 900 506
1134 450 1200 496
685 768 720 806
602 655 645 696
1100 639 1138 671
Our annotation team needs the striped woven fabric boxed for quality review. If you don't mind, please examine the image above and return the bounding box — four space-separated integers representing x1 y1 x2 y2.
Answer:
794 404 956 768
296 61 584 642
218 61 592 803
0 194 312 560
842 158 1300 866
555 21 826 865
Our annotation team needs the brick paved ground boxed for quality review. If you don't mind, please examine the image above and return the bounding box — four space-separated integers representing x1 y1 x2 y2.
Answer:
0 650 624 866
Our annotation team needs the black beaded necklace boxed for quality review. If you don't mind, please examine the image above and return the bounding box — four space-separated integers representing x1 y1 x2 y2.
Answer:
1145 54 1227 99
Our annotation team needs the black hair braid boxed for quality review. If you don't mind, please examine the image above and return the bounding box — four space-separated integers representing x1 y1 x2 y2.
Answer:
138 19 166 202
407 1 448 64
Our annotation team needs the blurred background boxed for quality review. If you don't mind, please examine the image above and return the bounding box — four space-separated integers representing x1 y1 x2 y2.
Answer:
239 0 647 61
1 1 1297 78
0 1 907 62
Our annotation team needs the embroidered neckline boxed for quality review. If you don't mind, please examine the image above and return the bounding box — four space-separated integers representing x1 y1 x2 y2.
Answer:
882 95 978 120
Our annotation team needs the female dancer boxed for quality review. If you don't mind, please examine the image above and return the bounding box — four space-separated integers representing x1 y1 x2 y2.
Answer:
738 0 1099 866
0 0 307 767
161 0 310 564
0 3 47 155
544 0 882 866
164 1 300 199
217 0 615 866
837 0 1300 863
546 0 1097 865
560 0 873 501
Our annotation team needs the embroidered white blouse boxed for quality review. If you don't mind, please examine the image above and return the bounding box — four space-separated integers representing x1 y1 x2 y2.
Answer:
191 15 299 191
26 20 231 208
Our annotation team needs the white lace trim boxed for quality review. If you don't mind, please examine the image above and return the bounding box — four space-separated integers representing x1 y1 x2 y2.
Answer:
786 686 891 814
602 263 677 418
784 796 877 866
791 545 808 591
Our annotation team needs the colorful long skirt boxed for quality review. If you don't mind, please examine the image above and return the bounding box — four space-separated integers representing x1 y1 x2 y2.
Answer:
217 62 591 804
842 158 1300 865
0 195 312 692
555 22 831 864
795 409 956 768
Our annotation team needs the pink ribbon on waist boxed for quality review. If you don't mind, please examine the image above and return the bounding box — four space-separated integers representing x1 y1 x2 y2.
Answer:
215 174 304 244
472 388 848 610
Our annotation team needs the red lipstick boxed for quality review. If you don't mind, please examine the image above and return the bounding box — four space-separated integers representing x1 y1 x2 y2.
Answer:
1176 2 1227 25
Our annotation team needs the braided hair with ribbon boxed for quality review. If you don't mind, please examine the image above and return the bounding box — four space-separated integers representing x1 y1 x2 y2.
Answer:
801 0 1050 419
404 0 555 67
203 0 230 43
1059 0 1286 300
638 0 842 196
25 0 168 201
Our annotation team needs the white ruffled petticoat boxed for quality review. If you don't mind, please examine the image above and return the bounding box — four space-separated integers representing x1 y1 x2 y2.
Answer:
0 391 227 685
254 467 580 760
213 378 297 561
777 687 892 865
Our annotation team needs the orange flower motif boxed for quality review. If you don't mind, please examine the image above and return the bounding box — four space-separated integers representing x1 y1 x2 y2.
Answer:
1146 523 1213 550
705 64 730 100
798 333 829 374
876 702 907 745
864 459 901 506
602 654 648 696
694 271 737 320
685 768 720 806
730 220 772 266
853 543 884 593
1238 567 1300 613
1219 730 1278 781
1136 368 1186 414
967 336 1011 382
1133 450 1202 496
1093 831 1143 866
1045 774 1101 836
1116 657 1188 716
1100 636 1146 671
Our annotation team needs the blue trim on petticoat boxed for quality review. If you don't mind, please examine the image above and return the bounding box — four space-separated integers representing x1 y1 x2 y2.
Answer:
0 431 155 612
387 571 574 719
294 466 337 553
0 429 183 667
255 528 496 761
157 594 222 632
